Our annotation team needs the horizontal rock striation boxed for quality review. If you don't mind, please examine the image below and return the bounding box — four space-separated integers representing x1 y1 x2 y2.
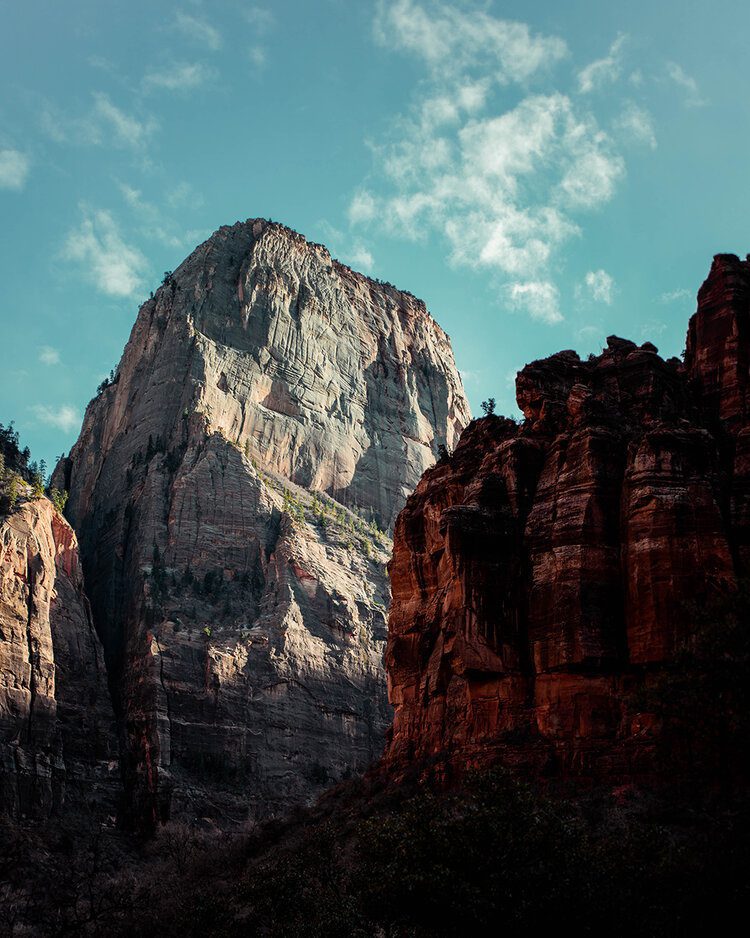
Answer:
384 254 750 782
0 497 117 817
54 219 469 827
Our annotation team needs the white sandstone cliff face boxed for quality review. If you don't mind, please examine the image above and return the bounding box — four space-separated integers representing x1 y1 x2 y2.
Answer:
55 219 470 826
0 497 117 817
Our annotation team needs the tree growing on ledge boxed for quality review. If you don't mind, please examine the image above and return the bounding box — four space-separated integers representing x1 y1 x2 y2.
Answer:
480 397 496 416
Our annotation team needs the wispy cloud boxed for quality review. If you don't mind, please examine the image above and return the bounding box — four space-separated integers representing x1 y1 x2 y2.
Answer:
375 0 567 82
582 269 615 304
91 93 156 148
39 346 61 366
143 62 214 92
317 221 375 273
248 47 267 68
352 3 649 325
40 94 157 150
578 34 627 93
175 11 222 50
614 102 657 149
0 149 30 190
118 181 206 249
660 287 692 304
62 207 148 297
32 404 80 433
666 62 707 108
506 281 563 325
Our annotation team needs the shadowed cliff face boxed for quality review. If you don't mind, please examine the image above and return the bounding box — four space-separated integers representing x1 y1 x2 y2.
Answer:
385 254 750 781
0 497 118 817
54 219 470 828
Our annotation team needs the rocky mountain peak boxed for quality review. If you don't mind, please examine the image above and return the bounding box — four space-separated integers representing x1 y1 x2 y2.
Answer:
51 219 470 828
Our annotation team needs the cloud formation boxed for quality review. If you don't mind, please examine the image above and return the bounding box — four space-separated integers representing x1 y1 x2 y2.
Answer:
352 3 659 324
375 0 567 82
614 102 657 149
578 35 627 93
507 281 563 324
660 287 692 303
666 62 707 107
40 94 157 150
143 62 214 92
583 269 615 304
175 11 222 50
62 208 148 297
32 404 80 433
0 149 30 190
39 346 60 366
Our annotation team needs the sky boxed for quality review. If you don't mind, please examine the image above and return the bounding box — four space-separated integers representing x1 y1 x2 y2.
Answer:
2 0 750 471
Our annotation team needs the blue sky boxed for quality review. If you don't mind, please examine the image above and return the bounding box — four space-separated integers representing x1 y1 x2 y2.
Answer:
2 0 750 470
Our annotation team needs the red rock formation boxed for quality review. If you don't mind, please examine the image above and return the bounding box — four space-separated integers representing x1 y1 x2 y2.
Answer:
0 497 117 817
385 255 750 781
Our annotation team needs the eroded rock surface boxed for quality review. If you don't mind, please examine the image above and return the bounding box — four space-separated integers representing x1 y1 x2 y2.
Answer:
54 219 469 826
384 254 750 781
0 497 117 817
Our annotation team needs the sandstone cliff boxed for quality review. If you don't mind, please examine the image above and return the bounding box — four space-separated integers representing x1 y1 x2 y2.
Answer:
385 254 750 781
54 219 469 826
0 495 117 817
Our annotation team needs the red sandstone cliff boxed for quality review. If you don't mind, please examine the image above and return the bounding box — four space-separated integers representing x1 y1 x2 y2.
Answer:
385 254 750 780
0 495 117 816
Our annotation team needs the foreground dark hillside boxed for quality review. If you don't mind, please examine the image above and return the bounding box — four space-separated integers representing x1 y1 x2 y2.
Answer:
2 765 749 937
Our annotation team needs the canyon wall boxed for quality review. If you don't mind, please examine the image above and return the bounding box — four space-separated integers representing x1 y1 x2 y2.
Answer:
0 496 117 817
54 219 469 826
385 254 750 781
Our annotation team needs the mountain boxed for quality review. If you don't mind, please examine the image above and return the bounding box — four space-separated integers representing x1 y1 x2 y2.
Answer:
52 219 470 827
0 493 117 817
384 254 750 782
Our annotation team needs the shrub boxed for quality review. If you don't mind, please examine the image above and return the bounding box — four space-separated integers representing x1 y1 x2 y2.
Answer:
49 487 68 514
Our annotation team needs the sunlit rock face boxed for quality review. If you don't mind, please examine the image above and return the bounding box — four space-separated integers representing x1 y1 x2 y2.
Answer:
0 497 117 818
54 219 469 827
384 255 750 783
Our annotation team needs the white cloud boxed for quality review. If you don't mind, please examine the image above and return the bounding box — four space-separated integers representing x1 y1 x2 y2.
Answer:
90 93 157 148
345 244 375 271
375 0 567 82
316 220 375 272
0 149 30 190
175 11 222 50
143 62 214 92
62 208 148 297
39 95 156 150
578 34 627 93
39 346 61 366
348 190 377 225
583 269 615 304
32 404 80 433
117 181 203 249
660 287 692 303
666 62 707 107
353 3 648 325
614 102 657 149
507 281 563 324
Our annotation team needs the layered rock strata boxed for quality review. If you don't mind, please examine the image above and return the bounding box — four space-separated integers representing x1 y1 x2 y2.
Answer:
0 497 117 817
54 219 469 826
385 254 750 780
